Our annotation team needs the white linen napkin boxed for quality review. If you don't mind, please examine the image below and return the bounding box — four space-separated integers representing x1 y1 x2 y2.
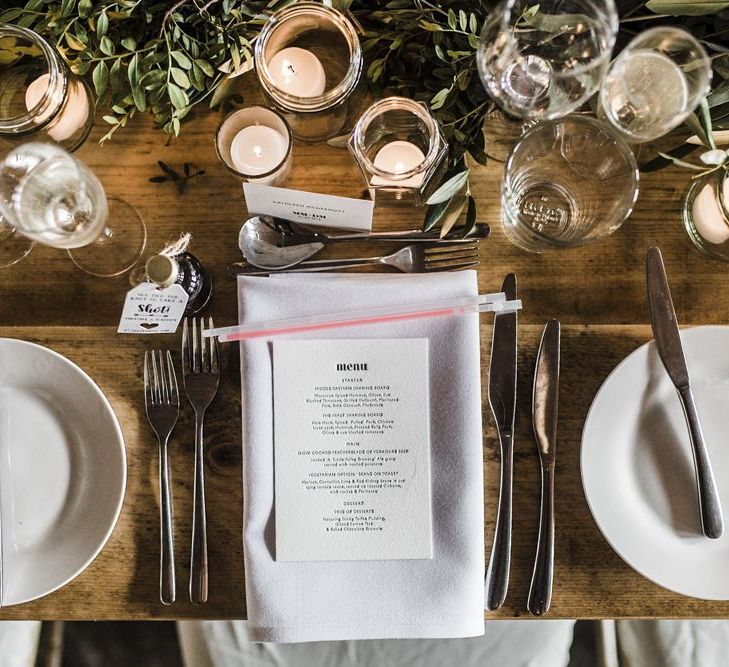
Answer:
238 271 485 643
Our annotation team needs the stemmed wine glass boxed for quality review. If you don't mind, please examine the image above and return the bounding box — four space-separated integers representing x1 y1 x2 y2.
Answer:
477 0 618 120
0 143 146 277
598 27 711 144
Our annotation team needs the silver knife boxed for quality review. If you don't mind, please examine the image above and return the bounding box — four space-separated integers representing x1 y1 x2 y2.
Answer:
528 319 560 616
485 273 517 611
646 246 723 539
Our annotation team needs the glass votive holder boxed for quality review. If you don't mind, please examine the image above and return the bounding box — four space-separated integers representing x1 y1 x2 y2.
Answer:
215 106 293 186
348 97 448 206
682 169 729 262
254 2 363 142
0 24 94 152
502 115 639 252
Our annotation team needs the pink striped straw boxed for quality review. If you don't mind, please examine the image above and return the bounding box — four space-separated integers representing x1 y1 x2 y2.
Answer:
204 293 522 343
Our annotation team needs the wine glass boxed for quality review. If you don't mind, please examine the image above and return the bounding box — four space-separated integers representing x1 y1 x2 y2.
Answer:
598 27 711 144
477 0 618 120
0 143 146 277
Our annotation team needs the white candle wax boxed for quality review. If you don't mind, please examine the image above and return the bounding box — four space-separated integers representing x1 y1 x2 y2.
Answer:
692 178 729 245
230 124 288 176
372 140 426 187
25 73 89 142
267 47 326 98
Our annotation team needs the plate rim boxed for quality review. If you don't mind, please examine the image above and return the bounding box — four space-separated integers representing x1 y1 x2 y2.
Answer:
0 337 127 606
581 324 729 600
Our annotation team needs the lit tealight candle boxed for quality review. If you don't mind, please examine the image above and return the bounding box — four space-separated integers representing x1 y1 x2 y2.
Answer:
372 140 426 187
230 124 288 176
692 177 729 245
25 73 89 142
267 47 326 98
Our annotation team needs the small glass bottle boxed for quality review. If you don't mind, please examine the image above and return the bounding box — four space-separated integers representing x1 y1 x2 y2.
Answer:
146 252 213 316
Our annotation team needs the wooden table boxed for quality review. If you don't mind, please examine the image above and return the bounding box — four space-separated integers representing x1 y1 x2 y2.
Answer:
1 81 727 621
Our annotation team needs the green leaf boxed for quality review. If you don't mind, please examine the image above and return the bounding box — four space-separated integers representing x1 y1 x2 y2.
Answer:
102 115 119 125
419 21 443 31
99 36 114 56
92 61 109 97
194 59 214 77
60 0 75 18
430 87 451 110
140 69 167 89
646 0 729 14
469 12 478 34
171 51 192 69
168 82 189 110
78 0 92 18
96 10 108 37
700 98 716 149
459 9 468 31
447 8 456 29
422 199 451 232
427 169 470 205
121 37 137 52
463 195 477 237
170 67 190 88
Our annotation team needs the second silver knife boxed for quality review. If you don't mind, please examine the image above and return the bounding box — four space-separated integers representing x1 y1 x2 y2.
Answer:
646 246 723 539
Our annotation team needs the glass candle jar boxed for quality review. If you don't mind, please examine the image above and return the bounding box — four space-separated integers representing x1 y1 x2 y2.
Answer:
215 106 293 186
254 2 363 142
682 170 729 261
0 25 94 152
348 97 448 206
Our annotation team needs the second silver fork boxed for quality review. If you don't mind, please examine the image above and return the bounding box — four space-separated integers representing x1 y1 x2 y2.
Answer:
182 317 220 604
144 350 179 605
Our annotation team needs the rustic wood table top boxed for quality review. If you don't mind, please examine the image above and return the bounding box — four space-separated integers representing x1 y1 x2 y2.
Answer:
1 81 726 621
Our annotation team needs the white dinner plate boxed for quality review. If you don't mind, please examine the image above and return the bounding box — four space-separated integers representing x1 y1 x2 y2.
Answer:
0 338 126 606
582 326 729 599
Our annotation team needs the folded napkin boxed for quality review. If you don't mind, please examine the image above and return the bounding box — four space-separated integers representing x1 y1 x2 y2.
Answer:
239 272 485 643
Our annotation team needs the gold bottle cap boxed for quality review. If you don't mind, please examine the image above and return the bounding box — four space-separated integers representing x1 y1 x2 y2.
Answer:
145 254 179 288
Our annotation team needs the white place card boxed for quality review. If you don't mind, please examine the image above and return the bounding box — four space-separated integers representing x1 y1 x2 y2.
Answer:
243 183 374 231
273 338 432 562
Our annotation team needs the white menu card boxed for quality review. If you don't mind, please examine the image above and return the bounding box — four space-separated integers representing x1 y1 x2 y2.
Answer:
273 339 432 562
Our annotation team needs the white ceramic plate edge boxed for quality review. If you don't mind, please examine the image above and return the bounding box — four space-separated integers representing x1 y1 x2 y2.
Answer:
0 338 127 606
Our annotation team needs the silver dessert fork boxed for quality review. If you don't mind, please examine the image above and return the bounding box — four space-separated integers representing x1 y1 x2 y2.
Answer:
144 350 179 605
182 317 220 604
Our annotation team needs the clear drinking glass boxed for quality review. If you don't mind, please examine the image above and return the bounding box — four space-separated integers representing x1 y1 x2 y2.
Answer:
598 27 711 144
501 116 639 252
477 0 618 120
0 143 146 276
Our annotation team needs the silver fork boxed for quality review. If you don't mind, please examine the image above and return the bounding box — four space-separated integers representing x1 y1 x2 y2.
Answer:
182 317 220 604
227 243 480 276
144 350 179 606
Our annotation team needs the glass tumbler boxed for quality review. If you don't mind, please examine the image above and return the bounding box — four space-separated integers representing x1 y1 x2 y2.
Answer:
254 2 363 142
599 27 711 144
477 0 618 120
501 116 639 252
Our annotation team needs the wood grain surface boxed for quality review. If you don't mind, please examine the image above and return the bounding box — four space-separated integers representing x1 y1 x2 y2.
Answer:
0 81 727 620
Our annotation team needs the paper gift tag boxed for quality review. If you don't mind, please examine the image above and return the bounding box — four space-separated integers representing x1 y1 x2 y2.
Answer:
117 283 189 334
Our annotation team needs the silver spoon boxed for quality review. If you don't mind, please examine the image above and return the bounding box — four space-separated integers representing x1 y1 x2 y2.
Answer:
238 216 488 270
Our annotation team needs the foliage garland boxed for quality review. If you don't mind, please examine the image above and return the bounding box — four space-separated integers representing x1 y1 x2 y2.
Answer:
3 0 729 228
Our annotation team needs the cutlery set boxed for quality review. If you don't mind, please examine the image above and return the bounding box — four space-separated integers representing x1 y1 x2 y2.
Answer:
229 215 487 275
143 317 220 605
485 272 561 616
